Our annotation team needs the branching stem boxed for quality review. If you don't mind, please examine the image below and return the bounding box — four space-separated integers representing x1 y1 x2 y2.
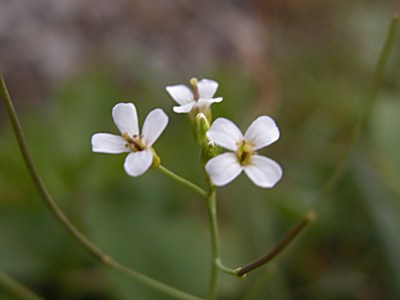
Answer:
0 73 203 300
236 210 316 277
158 165 207 198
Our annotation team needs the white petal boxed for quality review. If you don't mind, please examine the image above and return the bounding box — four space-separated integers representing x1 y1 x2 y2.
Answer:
196 97 223 113
244 116 280 150
91 133 130 154
203 97 223 104
206 118 243 151
205 153 243 186
244 155 282 188
197 79 219 99
123 149 153 177
142 108 169 147
112 103 139 136
172 102 195 113
165 85 194 105
197 97 223 110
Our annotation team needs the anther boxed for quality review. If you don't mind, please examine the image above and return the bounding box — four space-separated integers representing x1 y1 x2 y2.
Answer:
122 133 145 151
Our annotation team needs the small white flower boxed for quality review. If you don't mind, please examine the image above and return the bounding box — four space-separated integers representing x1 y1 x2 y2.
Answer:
205 116 282 188
91 103 168 177
165 78 223 114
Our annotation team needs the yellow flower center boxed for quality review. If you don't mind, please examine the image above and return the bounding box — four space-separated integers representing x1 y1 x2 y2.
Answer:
122 132 145 152
237 141 254 165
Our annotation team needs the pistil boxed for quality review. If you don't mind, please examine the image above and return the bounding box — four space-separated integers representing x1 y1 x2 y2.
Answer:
190 77 200 101
237 142 253 165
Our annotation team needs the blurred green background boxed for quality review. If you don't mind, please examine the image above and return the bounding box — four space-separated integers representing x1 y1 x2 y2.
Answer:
1 1 399 299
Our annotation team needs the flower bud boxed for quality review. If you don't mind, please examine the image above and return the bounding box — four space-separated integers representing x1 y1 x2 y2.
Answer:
193 112 210 145
201 141 222 164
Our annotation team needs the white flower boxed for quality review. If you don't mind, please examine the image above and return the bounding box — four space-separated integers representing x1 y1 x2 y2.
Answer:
205 116 282 188
165 78 223 114
91 103 168 177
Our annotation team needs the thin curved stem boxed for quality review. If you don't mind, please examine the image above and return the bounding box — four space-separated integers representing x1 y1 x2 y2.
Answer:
215 259 236 276
0 74 203 300
158 165 208 198
236 210 316 277
0 270 43 300
106 261 202 300
314 15 399 208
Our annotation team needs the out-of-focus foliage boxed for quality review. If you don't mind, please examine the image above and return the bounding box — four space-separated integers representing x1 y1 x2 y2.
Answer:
0 0 399 299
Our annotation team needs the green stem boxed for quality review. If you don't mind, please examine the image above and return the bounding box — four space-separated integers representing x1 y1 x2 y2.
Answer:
0 270 43 300
205 187 237 299
216 259 237 276
315 15 400 206
106 261 202 300
0 74 203 300
158 165 207 198
206 188 219 300
236 210 316 277
362 15 399 125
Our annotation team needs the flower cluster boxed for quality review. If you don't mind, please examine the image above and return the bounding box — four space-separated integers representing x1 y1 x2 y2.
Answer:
92 78 282 188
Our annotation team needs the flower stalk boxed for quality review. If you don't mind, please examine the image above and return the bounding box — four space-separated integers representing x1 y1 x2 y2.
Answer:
206 187 219 300
312 14 400 211
236 210 316 277
204 184 237 299
158 165 208 198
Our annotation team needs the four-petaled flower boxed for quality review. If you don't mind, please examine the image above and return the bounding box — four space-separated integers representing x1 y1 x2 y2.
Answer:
91 103 168 177
166 78 223 115
205 117 283 188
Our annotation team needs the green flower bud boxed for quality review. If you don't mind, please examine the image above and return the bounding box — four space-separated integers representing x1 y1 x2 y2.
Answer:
193 112 210 145
201 141 222 164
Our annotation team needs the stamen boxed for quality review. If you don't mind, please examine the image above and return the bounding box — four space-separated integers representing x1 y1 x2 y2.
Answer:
122 132 145 151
